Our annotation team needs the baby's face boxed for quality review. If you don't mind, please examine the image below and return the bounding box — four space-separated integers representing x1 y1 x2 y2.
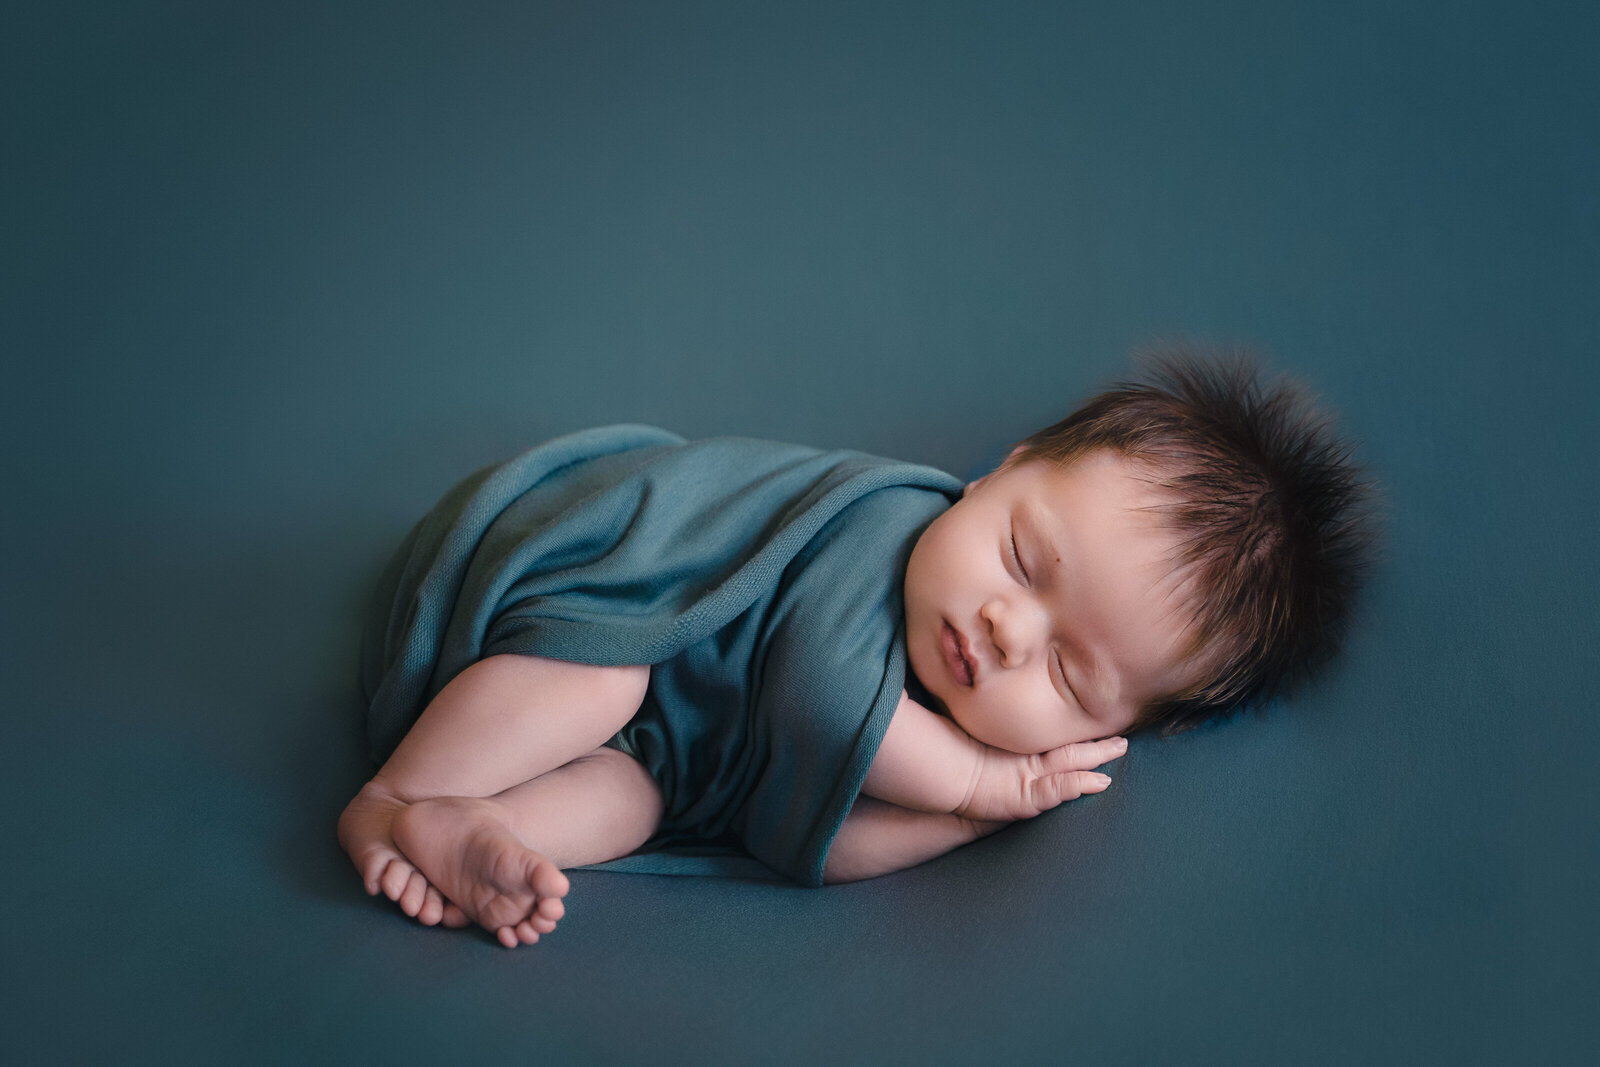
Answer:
903 448 1200 753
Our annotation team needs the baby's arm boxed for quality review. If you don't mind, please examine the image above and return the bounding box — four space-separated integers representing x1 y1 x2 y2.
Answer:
823 796 1006 883
823 691 1123 881
862 690 1126 822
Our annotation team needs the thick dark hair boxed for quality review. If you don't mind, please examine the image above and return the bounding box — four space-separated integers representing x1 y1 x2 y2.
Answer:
1012 347 1381 734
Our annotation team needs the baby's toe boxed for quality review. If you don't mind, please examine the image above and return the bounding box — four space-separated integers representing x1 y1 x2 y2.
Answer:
530 914 558 935
531 863 570 901
442 902 470 928
399 870 429 917
379 859 413 902
535 895 565 923
496 926 520 949
360 852 393 895
513 920 541 945
417 886 446 926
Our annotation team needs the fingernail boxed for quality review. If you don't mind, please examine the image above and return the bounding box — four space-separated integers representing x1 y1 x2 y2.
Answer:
1093 773 1111 786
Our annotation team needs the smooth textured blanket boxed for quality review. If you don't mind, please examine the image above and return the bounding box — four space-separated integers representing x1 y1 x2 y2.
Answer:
360 425 962 885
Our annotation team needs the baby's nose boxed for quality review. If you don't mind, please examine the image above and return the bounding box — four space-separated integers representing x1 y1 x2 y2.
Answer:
986 599 1047 668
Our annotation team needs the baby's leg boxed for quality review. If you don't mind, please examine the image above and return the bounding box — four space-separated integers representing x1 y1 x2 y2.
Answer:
376 654 649 799
338 654 648 926
393 746 665 947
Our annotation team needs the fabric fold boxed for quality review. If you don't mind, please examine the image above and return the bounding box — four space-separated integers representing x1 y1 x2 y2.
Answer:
360 424 961 885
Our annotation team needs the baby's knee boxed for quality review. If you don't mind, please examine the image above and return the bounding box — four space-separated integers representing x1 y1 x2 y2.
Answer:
576 746 667 828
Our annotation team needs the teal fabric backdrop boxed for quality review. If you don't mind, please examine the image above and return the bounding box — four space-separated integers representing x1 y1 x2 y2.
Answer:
4 1 1596 1063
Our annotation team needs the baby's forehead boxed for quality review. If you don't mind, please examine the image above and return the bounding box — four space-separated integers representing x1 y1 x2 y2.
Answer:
1013 450 1187 527
1030 453 1209 600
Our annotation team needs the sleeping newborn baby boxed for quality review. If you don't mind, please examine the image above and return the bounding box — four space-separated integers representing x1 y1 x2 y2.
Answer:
338 352 1377 947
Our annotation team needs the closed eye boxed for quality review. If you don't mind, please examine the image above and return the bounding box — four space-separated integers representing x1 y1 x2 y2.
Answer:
1009 522 1029 585
1053 650 1083 709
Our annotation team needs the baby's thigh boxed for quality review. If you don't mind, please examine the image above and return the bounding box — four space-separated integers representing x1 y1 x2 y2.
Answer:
461 654 650 748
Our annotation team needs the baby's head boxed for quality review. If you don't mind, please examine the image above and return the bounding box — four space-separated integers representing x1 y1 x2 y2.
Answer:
903 350 1379 752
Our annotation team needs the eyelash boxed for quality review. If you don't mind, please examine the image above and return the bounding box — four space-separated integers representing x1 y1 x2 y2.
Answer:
1010 521 1074 706
1009 526 1029 584
1051 650 1085 710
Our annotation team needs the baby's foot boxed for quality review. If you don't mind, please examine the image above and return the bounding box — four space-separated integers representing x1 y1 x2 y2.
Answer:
392 796 570 948
337 780 468 928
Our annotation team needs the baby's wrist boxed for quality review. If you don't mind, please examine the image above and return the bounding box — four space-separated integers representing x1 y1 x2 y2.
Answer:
957 814 1009 840
953 733 989 817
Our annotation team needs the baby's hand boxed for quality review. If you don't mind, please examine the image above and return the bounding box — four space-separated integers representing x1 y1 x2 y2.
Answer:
955 736 1128 822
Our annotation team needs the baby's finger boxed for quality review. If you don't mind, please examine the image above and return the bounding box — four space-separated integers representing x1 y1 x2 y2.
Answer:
1026 770 1113 814
1040 736 1128 773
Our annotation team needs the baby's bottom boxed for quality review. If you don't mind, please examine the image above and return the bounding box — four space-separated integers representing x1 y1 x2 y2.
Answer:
337 655 662 947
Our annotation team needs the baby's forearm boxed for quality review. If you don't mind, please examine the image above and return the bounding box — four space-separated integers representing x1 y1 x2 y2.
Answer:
822 796 1005 883
860 690 983 814
862 690 1126 822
